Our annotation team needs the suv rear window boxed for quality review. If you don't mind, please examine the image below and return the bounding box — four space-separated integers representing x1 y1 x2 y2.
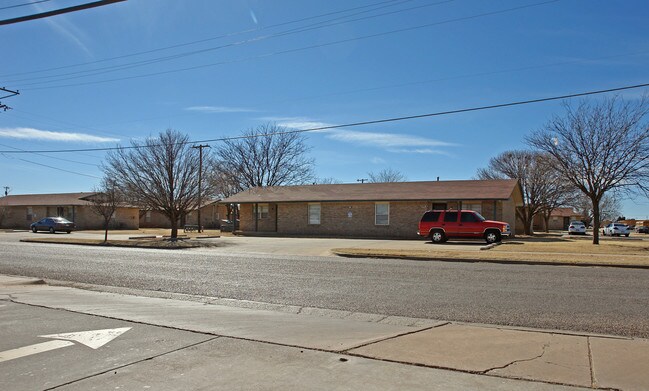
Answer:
444 212 458 222
421 211 440 222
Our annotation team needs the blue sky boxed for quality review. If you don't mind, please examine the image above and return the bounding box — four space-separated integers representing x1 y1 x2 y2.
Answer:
1 0 648 218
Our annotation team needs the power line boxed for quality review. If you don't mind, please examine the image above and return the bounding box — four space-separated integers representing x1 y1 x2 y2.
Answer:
0 0 412 78
1 82 647 155
10 0 452 86
0 0 51 12
19 0 558 90
0 0 126 26
1 153 101 178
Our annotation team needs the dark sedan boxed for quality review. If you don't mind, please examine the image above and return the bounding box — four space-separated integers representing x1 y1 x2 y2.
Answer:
30 217 75 233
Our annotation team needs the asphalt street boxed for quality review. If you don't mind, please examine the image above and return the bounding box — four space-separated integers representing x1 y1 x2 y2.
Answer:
1 233 648 338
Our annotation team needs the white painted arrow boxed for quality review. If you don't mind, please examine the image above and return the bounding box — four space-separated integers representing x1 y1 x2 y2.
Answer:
0 327 131 363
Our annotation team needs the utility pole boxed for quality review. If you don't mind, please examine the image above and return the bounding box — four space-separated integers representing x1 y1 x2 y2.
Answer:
3 186 10 196
357 178 368 184
192 144 210 233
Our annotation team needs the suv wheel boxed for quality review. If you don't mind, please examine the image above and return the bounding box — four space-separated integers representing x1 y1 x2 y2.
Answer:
430 230 446 244
485 230 501 244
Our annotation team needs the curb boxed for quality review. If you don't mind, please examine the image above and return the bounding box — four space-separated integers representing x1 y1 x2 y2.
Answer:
332 251 649 270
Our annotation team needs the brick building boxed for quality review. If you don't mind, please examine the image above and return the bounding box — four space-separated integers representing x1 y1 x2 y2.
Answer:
139 200 222 229
0 192 139 230
220 179 524 238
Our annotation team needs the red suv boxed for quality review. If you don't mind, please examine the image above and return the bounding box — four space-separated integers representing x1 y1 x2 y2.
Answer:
417 210 511 244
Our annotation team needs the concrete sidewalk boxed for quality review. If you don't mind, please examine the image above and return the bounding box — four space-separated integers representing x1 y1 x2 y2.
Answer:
1 275 647 390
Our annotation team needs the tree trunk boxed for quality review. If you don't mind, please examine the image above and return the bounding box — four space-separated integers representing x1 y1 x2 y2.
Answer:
592 198 600 245
104 219 109 242
543 214 550 233
170 217 178 239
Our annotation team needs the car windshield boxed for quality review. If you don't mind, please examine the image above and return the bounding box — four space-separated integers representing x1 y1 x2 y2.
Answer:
470 212 486 222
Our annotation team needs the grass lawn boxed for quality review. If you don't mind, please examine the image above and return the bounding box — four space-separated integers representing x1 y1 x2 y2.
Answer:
332 235 649 267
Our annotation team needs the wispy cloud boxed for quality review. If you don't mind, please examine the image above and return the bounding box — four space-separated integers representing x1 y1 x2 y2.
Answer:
325 129 454 149
34 3 92 56
185 106 257 113
262 116 456 154
259 117 333 130
0 128 119 143
371 157 386 164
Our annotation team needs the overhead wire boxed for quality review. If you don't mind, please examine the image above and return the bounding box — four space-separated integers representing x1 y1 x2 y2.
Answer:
19 0 560 90
0 0 411 78
1 82 647 155
8 0 452 86
1 153 101 178
0 0 52 11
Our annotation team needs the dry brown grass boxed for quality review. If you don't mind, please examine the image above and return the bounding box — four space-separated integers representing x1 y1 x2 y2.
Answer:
332 236 649 267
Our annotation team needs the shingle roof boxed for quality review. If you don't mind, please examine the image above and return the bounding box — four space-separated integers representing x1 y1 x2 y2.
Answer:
0 192 97 206
220 179 520 204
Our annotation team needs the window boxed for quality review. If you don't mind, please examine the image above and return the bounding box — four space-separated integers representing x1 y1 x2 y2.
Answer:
421 211 441 222
464 203 482 214
432 203 447 210
444 211 458 222
375 202 389 225
26 207 33 221
308 203 321 225
461 212 481 223
257 204 269 219
145 211 151 222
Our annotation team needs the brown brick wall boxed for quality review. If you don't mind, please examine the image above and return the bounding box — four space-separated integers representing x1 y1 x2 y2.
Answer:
236 199 519 239
0 205 138 230
275 201 429 238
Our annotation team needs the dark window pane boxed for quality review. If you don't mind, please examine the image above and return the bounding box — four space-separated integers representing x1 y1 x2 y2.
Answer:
444 212 458 222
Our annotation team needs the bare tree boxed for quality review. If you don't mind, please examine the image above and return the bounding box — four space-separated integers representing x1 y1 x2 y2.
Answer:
476 150 559 235
88 179 122 242
316 177 343 184
572 193 621 228
528 97 649 244
104 129 201 239
212 123 315 192
367 168 407 183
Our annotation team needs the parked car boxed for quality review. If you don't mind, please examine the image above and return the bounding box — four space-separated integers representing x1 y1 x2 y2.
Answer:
30 217 75 233
636 226 649 234
568 221 586 235
602 223 630 237
417 210 511 244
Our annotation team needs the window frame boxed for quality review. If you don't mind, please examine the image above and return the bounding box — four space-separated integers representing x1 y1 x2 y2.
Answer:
375 202 390 226
256 204 269 219
308 203 321 225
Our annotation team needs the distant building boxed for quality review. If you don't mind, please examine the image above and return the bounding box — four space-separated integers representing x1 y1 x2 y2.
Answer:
0 192 139 230
533 207 582 231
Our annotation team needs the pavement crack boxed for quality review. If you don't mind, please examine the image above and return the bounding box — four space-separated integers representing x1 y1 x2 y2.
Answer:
587 336 596 388
44 336 220 390
483 341 550 374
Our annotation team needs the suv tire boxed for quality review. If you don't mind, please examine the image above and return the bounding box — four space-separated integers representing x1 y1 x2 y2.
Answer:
430 230 446 244
484 230 501 244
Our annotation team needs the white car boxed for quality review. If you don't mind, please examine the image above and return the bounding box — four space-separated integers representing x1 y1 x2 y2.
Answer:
603 223 630 237
568 221 586 235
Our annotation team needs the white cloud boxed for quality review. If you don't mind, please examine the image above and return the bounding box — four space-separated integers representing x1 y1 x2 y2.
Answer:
261 115 456 153
259 117 333 130
0 128 119 143
325 129 456 150
185 106 256 113
371 157 386 164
